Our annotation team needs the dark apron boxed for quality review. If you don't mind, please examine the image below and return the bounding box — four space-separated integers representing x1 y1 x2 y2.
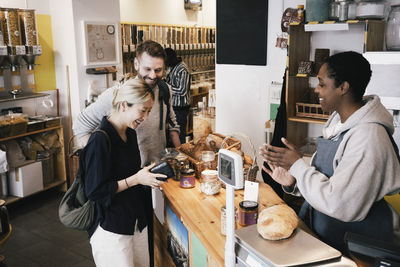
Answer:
298 131 394 254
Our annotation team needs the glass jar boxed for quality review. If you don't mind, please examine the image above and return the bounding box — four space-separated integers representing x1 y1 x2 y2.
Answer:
174 153 188 181
356 1 387 19
238 201 259 226
180 168 195 188
221 205 237 236
330 1 340 20
200 170 220 195
199 150 216 174
386 5 400 50
19 9 38 46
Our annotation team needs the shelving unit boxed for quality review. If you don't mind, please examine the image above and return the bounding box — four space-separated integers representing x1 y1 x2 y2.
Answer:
286 20 386 146
0 125 67 205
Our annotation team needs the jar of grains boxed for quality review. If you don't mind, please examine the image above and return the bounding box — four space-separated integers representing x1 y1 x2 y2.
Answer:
19 9 38 46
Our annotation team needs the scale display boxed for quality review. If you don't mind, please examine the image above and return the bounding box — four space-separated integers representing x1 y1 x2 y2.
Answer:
218 149 243 189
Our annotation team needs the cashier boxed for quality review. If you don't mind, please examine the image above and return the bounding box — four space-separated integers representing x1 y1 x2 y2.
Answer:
260 51 400 253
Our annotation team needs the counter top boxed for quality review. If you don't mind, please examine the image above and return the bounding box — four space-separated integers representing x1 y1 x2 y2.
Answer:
161 179 285 266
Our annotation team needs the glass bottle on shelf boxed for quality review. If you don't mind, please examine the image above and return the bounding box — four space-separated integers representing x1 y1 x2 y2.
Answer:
386 5 400 51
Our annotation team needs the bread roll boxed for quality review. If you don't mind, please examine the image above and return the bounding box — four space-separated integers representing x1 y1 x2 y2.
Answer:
257 204 298 240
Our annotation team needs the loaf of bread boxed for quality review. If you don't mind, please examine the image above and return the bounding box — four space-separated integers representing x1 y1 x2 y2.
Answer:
193 117 211 144
257 204 298 240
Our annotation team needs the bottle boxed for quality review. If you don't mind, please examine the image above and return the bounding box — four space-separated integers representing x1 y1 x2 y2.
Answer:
297 5 305 22
386 5 400 51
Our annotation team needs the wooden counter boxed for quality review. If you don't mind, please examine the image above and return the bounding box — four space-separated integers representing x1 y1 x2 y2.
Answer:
161 180 285 266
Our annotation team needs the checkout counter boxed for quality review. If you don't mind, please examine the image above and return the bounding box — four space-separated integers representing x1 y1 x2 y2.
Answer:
155 179 357 267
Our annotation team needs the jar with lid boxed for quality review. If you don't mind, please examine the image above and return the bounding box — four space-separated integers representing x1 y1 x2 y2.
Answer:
173 153 188 181
180 168 196 188
1 8 22 46
238 200 259 226
18 9 38 46
200 169 220 195
221 205 237 236
297 5 305 22
386 5 400 50
199 151 216 174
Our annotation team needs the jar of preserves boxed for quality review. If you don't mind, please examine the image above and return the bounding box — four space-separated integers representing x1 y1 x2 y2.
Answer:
173 153 188 181
386 5 400 51
221 205 237 236
238 201 259 226
19 9 38 46
1 8 22 46
180 168 195 188
200 170 220 195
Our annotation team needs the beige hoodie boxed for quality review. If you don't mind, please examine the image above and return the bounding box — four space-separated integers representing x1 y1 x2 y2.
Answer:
289 95 400 222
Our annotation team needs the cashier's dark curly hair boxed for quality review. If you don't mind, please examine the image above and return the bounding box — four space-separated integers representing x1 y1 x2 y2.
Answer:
136 40 166 60
324 51 372 102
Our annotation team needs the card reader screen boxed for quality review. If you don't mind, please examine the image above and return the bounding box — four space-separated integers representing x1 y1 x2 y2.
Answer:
220 157 232 180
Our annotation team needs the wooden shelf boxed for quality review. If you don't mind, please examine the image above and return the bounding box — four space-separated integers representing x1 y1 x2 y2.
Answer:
288 116 327 125
4 179 66 205
0 126 62 142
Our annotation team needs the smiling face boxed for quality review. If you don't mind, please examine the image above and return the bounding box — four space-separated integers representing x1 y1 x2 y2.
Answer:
122 99 153 130
314 63 343 113
134 52 164 88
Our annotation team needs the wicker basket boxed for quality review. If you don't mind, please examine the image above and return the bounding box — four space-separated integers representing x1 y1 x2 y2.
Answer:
176 133 241 178
296 102 331 119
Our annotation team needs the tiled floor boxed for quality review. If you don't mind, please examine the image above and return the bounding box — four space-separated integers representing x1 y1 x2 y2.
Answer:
0 189 95 267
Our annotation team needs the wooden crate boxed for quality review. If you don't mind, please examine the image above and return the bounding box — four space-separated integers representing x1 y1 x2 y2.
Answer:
177 133 241 178
296 102 330 119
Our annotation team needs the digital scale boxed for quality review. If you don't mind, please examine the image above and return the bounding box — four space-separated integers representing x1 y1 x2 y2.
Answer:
217 148 343 267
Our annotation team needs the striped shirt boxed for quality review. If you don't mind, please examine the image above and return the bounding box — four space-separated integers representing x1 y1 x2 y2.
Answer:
166 61 190 107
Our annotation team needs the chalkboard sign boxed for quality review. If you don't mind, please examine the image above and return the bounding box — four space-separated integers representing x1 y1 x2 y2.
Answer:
216 0 268 66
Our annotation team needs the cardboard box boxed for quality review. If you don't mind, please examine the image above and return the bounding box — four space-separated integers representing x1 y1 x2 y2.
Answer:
8 162 43 197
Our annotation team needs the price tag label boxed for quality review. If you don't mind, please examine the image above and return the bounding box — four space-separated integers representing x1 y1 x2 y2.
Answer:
244 180 259 203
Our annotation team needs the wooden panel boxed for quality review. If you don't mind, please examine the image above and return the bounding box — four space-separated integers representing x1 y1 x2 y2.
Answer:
161 181 285 266
286 75 309 119
288 24 311 76
365 20 385 52
153 214 176 267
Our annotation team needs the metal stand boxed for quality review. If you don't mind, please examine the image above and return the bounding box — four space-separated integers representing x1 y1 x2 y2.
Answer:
225 184 235 267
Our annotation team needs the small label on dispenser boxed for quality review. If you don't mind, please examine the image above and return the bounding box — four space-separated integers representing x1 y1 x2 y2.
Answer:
130 44 136 52
0 46 7 56
122 45 129 53
33 45 42 55
15 46 26 55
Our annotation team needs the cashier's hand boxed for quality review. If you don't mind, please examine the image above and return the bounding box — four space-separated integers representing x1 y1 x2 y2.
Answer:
263 162 295 187
259 138 302 170
131 163 166 189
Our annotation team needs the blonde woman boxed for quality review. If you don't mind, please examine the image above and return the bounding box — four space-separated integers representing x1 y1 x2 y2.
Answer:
82 78 166 267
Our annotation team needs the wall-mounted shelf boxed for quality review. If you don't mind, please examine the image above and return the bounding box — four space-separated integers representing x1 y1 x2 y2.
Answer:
363 51 400 65
0 92 49 103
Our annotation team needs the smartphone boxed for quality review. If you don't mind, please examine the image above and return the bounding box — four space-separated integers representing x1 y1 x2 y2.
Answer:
150 161 175 181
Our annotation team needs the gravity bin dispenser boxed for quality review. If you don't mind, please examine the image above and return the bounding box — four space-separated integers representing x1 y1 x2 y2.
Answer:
0 8 42 99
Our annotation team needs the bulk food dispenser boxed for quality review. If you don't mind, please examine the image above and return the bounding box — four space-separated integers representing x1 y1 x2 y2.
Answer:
19 9 41 70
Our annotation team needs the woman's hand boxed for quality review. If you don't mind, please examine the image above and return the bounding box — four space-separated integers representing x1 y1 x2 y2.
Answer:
129 163 167 189
263 161 296 187
259 138 302 170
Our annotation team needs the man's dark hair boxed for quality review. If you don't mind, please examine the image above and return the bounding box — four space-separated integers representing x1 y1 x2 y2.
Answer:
136 40 166 60
325 51 372 102
164 48 182 67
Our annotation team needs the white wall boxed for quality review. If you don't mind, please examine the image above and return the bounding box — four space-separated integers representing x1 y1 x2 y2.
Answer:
216 1 301 174
120 0 216 27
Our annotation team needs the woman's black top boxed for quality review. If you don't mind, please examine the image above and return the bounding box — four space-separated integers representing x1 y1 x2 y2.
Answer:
82 117 151 237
